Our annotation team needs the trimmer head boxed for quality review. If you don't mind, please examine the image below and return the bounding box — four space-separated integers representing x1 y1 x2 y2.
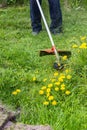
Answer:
40 48 71 58
53 62 64 70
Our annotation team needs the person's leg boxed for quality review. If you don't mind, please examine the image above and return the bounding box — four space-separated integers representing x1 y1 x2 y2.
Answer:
48 0 62 34
30 0 42 33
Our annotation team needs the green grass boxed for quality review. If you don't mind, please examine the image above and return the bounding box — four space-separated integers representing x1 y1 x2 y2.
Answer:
0 5 87 130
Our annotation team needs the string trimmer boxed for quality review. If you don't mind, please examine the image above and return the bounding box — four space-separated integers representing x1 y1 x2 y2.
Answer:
36 0 71 70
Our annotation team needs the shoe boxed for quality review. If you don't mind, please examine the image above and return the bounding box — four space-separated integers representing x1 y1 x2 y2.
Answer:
32 30 41 36
32 31 39 36
51 26 63 35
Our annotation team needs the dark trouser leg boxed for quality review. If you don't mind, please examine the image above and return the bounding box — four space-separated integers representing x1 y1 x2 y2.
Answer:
30 0 42 32
48 0 62 32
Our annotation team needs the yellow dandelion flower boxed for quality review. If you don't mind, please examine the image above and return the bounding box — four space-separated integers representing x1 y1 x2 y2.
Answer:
48 84 53 88
52 100 57 106
81 42 87 46
47 88 51 93
60 86 65 90
60 84 65 90
79 43 87 49
72 44 78 48
62 55 67 60
54 72 58 76
61 75 65 79
61 83 65 87
65 90 71 95
33 77 36 81
47 93 50 97
51 78 56 82
65 69 70 73
80 36 86 41
58 63 61 66
12 91 17 95
16 89 21 93
60 74 66 79
43 101 49 105
67 75 72 79
41 86 46 90
54 82 60 86
43 78 47 82
55 87 59 91
48 95 54 101
58 77 64 82
39 90 44 95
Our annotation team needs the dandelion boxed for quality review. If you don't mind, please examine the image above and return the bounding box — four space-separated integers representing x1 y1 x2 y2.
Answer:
79 43 87 49
58 77 64 82
65 90 71 95
67 75 72 79
60 74 65 79
48 84 53 88
55 87 59 91
12 91 17 95
54 82 60 86
33 77 36 81
60 84 65 90
16 89 21 93
61 75 65 79
48 95 54 101
62 55 67 60
51 78 56 82
47 88 51 93
39 90 44 95
65 69 70 73
72 44 78 48
52 100 57 106
47 93 50 97
54 72 58 76
58 63 61 66
43 78 47 82
60 86 65 91
61 84 65 87
43 101 49 105
41 86 46 90
80 36 86 41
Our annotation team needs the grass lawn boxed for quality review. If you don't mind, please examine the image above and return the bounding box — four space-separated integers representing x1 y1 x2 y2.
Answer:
0 4 87 130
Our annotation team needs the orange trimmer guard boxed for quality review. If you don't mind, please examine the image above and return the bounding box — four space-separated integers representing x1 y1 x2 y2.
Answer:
40 48 71 58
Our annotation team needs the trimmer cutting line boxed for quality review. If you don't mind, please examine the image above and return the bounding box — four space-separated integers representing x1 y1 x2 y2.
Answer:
36 0 71 70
